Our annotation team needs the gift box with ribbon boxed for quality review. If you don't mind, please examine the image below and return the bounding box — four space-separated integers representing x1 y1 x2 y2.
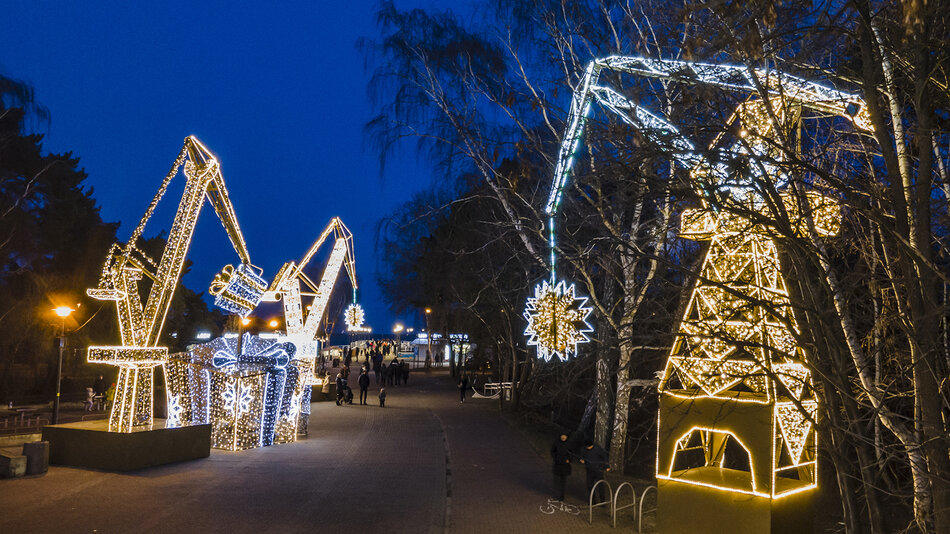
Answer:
166 334 300 450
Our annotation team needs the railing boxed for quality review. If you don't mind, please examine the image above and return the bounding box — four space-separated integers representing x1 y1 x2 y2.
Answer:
0 415 50 434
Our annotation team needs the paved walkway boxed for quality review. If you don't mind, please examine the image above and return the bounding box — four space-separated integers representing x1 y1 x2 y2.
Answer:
0 369 645 533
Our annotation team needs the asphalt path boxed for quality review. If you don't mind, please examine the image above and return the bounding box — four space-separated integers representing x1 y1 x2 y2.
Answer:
0 369 633 533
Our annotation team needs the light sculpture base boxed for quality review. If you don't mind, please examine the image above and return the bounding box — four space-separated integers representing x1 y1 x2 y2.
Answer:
42 419 210 471
658 475 814 534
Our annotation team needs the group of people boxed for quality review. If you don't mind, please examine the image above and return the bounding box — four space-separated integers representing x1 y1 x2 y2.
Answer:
335 365 390 407
371 353 410 386
550 433 610 503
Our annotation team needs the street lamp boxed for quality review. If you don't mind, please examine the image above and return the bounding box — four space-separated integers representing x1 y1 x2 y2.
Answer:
425 308 433 369
238 316 251 355
52 306 74 425
393 324 403 356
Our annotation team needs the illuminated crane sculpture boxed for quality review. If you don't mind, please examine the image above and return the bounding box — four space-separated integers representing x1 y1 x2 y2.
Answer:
542 56 872 532
87 136 266 433
262 216 359 441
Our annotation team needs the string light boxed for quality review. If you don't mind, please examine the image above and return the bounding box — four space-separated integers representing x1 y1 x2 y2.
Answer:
85 136 264 433
523 280 593 362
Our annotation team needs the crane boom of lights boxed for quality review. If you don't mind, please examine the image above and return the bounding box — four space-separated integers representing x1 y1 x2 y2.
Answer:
546 55 872 215
262 216 358 345
86 136 265 432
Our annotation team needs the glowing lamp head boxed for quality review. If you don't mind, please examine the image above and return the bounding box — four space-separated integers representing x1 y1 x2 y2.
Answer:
241 317 251 327
269 319 279 328
425 308 431 314
53 306 75 318
393 324 403 334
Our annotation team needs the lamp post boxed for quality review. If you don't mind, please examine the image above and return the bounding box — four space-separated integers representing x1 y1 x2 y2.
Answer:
425 308 432 369
393 324 403 358
237 316 251 356
52 306 74 425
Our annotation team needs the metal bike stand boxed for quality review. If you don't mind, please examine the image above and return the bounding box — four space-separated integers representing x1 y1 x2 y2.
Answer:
589 479 613 524
638 486 657 533
611 481 636 528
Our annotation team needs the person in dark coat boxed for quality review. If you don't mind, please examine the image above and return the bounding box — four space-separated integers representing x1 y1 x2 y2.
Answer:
550 433 572 501
378 387 387 407
458 375 469 403
93 375 106 396
400 360 410 385
335 373 347 406
580 440 610 503
373 356 382 385
357 369 370 405
388 358 399 386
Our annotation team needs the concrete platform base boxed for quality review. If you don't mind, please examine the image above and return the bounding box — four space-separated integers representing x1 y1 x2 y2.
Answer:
42 419 211 471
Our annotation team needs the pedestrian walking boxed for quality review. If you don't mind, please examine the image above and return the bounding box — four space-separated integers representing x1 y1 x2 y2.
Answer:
550 433 572 501
373 355 382 385
378 387 387 407
335 373 347 406
400 360 410 385
579 440 610 503
358 369 370 405
458 375 469 403
388 358 399 386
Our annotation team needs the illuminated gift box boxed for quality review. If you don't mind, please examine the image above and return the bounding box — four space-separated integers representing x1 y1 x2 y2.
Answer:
165 334 298 450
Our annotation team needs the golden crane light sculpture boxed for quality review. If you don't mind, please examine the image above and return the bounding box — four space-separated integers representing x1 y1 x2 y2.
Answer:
87 136 265 432
544 56 872 533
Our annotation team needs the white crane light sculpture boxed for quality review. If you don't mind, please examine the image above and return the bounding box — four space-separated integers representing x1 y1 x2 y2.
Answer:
261 217 359 442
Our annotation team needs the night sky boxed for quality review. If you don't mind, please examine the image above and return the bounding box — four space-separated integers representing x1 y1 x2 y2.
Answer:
2 1 445 333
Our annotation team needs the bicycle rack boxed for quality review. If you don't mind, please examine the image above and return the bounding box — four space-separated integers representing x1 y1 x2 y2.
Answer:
638 486 656 533
611 481 636 528
588 479 613 524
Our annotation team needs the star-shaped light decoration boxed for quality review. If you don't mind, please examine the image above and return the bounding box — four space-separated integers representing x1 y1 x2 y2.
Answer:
344 303 365 331
523 280 594 362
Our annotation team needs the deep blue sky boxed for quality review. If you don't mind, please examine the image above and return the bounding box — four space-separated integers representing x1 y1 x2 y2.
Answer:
2 1 445 333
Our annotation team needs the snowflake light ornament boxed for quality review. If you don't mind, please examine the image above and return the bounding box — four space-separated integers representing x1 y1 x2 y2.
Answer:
166 394 183 428
524 280 593 361
344 303 365 331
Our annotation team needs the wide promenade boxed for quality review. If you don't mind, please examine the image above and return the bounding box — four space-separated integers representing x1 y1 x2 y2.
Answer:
0 369 639 533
